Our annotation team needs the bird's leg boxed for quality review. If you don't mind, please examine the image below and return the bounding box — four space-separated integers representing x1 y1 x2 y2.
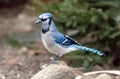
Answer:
41 54 62 69
48 55 61 64
53 55 61 61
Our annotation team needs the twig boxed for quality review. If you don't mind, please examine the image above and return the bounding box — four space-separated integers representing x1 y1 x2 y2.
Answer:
84 70 120 76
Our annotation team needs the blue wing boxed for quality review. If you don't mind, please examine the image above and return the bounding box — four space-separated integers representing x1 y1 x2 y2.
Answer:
54 34 80 46
53 33 104 56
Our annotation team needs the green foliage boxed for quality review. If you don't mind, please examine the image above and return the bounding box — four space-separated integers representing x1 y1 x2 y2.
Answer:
29 0 120 69
7 37 22 47
30 0 120 37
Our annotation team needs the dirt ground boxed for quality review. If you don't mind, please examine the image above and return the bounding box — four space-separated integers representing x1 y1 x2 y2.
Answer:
0 45 50 79
0 6 86 79
0 6 107 79
0 5 120 79
0 6 52 79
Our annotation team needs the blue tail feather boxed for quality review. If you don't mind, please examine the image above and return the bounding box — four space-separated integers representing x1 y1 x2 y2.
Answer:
71 45 104 56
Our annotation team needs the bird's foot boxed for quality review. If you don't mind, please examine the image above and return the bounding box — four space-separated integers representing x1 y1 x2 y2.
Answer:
53 55 62 61
41 60 59 69
41 55 62 69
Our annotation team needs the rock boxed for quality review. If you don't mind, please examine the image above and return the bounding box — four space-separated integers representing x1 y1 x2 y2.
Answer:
116 75 120 79
0 74 5 79
95 74 111 79
31 61 76 79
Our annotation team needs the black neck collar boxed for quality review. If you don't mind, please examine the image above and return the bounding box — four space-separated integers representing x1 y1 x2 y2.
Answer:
42 18 52 34
42 28 49 33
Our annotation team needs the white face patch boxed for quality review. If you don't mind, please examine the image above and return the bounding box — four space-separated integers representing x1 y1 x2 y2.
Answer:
38 15 50 24
42 19 50 24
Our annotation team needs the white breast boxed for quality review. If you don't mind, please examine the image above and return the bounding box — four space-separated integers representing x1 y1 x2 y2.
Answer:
41 32 54 52
41 32 77 56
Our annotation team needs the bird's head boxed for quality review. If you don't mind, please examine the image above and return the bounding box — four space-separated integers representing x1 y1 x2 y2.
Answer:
35 13 53 25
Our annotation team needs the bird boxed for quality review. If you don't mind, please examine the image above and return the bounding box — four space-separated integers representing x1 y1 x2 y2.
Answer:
35 13 104 62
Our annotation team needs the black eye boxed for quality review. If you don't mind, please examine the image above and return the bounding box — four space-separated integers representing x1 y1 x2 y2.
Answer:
41 18 47 21
43 18 47 21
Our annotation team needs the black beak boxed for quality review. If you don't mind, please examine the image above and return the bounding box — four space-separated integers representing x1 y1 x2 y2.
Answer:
35 19 42 24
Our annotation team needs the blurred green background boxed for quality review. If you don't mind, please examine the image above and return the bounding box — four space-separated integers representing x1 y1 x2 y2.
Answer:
0 0 120 71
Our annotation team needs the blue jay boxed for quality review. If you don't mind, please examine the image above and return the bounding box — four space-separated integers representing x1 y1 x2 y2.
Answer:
36 13 104 61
